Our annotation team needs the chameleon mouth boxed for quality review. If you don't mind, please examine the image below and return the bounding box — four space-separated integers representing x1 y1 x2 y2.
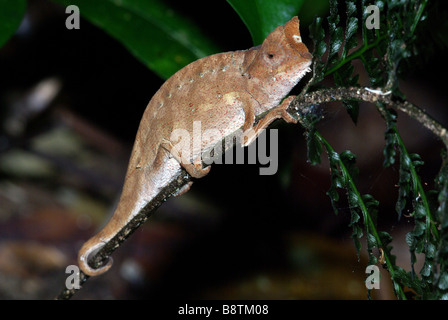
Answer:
297 66 312 80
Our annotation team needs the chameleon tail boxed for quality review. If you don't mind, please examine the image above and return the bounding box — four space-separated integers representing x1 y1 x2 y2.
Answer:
78 227 114 276
77 186 139 276
77 143 167 277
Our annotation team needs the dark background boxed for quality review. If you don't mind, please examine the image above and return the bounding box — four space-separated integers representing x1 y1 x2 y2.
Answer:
0 0 447 299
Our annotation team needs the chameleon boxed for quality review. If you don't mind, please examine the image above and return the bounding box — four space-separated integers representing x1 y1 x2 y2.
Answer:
78 16 312 276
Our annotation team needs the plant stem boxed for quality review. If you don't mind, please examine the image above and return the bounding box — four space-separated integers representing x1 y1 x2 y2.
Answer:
324 35 387 78
411 0 428 35
315 131 407 300
394 128 439 241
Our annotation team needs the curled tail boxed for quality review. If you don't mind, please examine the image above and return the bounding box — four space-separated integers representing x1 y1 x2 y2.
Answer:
77 170 143 276
78 234 114 276
77 142 183 276
77 189 142 276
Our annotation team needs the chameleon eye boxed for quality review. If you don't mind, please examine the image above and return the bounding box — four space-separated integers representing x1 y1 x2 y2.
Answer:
267 53 274 59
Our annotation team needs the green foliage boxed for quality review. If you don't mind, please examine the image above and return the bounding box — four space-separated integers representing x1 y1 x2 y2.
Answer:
302 0 447 299
404 1 448 75
301 106 323 166
308 0 389 122
0 0 26 48
300 105 407 296
226 0 305 46
433 153 448 298
382 106 398 167
51 0 221 80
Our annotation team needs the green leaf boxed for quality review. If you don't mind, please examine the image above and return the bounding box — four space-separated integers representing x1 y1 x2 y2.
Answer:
0 0 26 48
350 218 363 259
411 220 426 238
343 2 358 54
366 233 377 251
327 26 343 67
396 148 413 220
306 131 323 166
326 0 343 67
436 152 448 228
439 272 448 290
414 202 427 219
226 0 305 45
382 108 398 167
308 16 327 85
425 242 436 259
393 267 424 296
420 261 432 278
326 155 341 214
340 150 358 181
51 0 221 79
301 106 324 166
309 17 326 57
363 194 379 233
405 231 415 248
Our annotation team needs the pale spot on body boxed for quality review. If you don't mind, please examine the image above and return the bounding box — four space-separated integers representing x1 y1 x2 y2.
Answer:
222 92 239 106
198 103 214 112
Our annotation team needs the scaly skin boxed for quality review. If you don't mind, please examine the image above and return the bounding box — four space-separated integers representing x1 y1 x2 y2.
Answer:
78 17 312 276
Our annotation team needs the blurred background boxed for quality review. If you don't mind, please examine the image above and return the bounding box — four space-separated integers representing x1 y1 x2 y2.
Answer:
0 0 447 299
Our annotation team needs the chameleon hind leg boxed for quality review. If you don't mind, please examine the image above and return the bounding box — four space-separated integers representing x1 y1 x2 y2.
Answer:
160 139 211 179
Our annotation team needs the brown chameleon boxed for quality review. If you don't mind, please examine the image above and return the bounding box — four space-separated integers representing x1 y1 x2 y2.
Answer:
78 16 312 276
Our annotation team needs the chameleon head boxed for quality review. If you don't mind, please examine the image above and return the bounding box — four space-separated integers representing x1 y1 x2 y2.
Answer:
246 16 312 84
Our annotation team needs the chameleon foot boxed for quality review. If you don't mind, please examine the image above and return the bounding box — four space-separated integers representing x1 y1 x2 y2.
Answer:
161 139 211 178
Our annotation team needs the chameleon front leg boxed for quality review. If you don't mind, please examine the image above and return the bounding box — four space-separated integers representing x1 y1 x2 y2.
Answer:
241 99 256 133
242 95 298 146
160 139 211 178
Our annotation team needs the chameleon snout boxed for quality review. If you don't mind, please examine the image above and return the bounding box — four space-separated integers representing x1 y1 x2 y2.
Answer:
300 51 313 60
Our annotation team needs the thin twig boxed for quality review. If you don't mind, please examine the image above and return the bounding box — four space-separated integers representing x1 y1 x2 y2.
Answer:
288 87 448 149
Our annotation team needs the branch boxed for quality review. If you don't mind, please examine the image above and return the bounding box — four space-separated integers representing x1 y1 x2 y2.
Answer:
55 85 447 299
288 87 448 149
